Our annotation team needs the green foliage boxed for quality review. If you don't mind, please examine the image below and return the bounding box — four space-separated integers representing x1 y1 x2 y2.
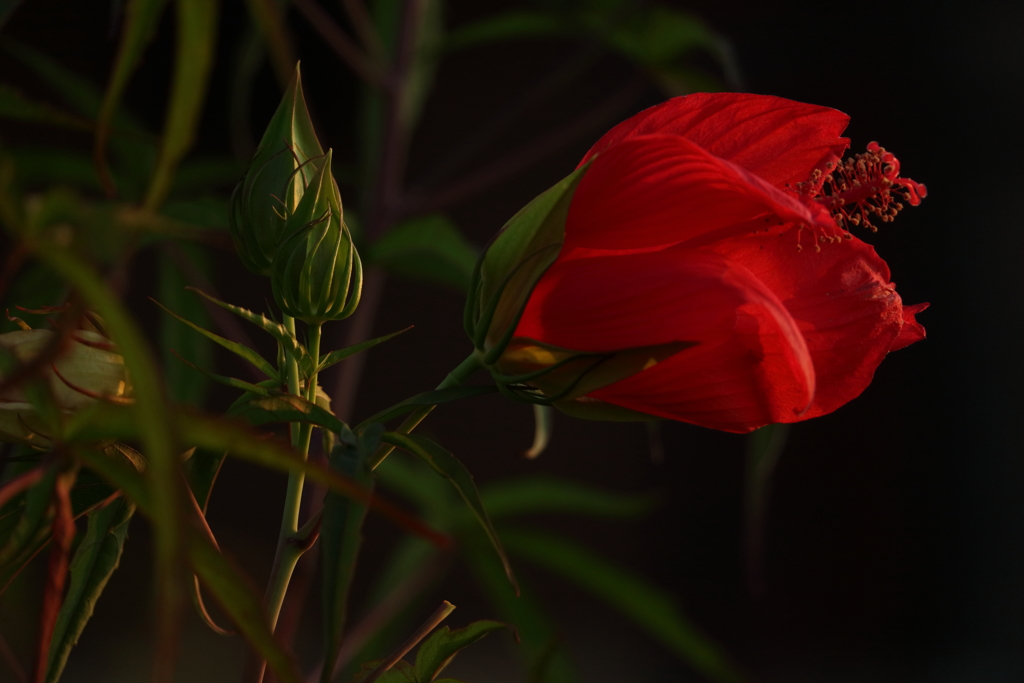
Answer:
381 432 518 593
0 83 92 130
413 620 509 682
351 619 509 683
152 295 278 379
321 427 379 683
158 245 214 405
318 326 412 373
444 2 734 95
501 529 748 683
143 0 219 209
368 215 479 292
466 165 587 359
356 386 496 431
45 497 135 683
479 475 657 520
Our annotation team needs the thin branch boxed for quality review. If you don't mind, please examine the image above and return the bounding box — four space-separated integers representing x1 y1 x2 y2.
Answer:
293 0 383 87
406 76 648 216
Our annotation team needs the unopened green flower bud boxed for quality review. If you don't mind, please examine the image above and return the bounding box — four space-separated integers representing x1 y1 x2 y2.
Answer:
0 329 130 444
229 65 324 275
271 149 362 324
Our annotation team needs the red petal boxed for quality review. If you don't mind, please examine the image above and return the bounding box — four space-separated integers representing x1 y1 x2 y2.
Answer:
705 230 918 419
891 302 928 351
568 134 833 251
515 246 816 428
580 92 850 188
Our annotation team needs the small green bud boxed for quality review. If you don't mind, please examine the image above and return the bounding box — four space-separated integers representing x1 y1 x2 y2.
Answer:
229 64 324 275
271 149 362 324
0 329 130 445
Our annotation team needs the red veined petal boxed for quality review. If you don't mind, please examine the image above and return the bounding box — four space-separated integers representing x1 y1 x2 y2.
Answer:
891 302 928 351
580 92 851 188
567 134 833 251
705 229 925 419
514 245 816 426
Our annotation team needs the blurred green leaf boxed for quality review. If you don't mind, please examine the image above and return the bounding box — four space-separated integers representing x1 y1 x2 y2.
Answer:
75 445 303 683
368 215 479 291
8 148 99 191
35 247 186 666
462 542 578 683
743 423 789 595
321 428 378 683
159 244 213 405
413 619 508 682
152 296 277 379
45 496 135 683
184 448 225 512
480 475 656 520
381 432 518 594
0 466 55 579
398 0 444 134
318 327 412 373
95 0 170 195
161 196 230 230
603 7 715 66
143 0 218 209
444 11 562 50
171 156 244 196
188 532 303 683
0 83 93 130
356 386 496 431
501 528 747 683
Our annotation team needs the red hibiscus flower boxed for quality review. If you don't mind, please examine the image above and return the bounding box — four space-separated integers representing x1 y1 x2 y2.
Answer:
467 93 927 433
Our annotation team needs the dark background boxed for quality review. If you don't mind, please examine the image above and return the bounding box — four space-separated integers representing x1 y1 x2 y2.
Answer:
1 0 1022 681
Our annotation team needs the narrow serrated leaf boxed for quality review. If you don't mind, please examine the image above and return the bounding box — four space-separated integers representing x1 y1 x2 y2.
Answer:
318 327 412 373
172 349 274 397
152 297 277 379
45 497 135 683
186 287 312 373
380 432 517 594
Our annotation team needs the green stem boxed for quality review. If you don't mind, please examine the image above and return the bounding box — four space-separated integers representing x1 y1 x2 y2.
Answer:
367 351 481 470
264 319 322 633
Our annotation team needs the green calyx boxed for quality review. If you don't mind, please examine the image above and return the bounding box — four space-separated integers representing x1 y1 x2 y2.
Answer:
270 149 362 324
229 63 324 276
464 163 589 364
463 161 687 422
